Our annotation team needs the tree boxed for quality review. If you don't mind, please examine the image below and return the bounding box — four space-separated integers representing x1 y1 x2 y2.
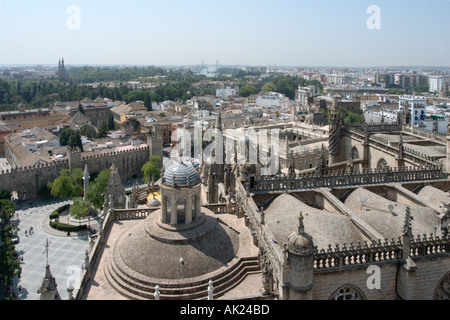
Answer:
78 103 84 114
47 169 84 198
108 113 115 131
144 93 153 111
59 129 83 151
68 131 84 152
85 168 111 210
239 84 258 98
129 118 141 133
97 121 109 138
262 82 277 93
70 197 92 223
0 198 21 294
141 155 162 183
79 124 97 139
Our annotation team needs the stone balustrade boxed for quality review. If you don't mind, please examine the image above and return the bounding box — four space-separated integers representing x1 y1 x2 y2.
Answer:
313 233 450 273
254 166 445 192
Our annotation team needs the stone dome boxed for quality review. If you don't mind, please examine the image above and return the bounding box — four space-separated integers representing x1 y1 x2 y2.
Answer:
162 160 200 187
112 208 240 280
287 231 314 256
148 195 161 207
287 213 315 256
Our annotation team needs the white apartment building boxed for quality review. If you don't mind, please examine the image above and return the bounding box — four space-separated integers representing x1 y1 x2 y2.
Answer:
399 95 427 126
216 87 237 99
295 86 320 106
327 74 350 85
429 76 446 93
256 92 286 108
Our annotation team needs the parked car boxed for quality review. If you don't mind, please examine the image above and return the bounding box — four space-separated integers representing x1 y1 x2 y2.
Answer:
12 231 19 244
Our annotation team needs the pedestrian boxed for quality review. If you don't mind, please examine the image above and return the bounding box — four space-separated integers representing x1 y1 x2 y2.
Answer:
25 230 27 237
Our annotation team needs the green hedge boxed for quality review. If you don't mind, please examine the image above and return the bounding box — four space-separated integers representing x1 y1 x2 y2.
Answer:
50 219 88 232
49 204 87 232
49 204 71 220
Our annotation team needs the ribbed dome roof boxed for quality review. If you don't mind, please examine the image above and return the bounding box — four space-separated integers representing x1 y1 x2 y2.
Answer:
163 160 200 187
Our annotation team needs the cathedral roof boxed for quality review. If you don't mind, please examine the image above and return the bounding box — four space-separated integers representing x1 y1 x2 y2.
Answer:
344 188 440 239
162 160 200 187
264 193 369 250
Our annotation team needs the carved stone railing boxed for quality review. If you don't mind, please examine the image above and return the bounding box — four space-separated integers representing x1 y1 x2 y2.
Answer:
253 166 446 192
314 239 402 272
202 203 231 214
403 125 447 143
313 234 450 273
347 122 403 134
114 208 158 220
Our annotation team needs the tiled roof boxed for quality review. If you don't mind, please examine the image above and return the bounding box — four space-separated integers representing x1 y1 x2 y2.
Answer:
162 161 200 187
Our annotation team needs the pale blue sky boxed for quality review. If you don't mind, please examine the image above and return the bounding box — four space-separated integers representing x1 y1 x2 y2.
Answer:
0 0 449 67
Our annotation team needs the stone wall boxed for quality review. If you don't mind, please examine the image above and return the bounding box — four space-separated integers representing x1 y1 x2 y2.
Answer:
82 146 150 181
0 146 151 199
0 160 68 199
313 264 398 300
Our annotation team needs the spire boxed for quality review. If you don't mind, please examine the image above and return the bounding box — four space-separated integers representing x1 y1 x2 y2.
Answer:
398 132 404 159
403 206 413 238
298 212 305 235
215 111 222 131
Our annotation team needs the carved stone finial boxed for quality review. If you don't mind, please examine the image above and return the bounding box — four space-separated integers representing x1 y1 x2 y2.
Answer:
298 212 304 235
403 206 413 238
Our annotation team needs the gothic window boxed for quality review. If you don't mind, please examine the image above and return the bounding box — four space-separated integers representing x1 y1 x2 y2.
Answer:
434 272 450 300
377 158 388 171
330 285 365 300
351 147 359 160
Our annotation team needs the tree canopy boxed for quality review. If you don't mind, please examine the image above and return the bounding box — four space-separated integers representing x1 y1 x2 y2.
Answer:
141 155 162 183
59 129 84 151
47 169 84 198
85 168 111 210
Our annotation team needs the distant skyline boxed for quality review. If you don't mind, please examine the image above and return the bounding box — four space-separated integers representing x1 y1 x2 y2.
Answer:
0 0 449 67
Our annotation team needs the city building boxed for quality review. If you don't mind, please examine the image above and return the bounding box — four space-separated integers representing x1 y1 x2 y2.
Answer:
256 92 287 108
429 76 448 93
399 95 427 126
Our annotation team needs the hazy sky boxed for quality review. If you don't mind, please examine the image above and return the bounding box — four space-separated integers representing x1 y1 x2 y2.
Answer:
0 0 449 67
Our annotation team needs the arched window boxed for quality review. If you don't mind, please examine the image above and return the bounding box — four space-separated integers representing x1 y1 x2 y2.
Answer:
434 272 450 300
377 158 388 171
177 198 186 225
192 196 197 221
164 197 171 224
351 147 360 160
330 285 365 300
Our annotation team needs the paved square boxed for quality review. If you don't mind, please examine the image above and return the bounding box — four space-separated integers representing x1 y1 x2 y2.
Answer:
12 198 90 300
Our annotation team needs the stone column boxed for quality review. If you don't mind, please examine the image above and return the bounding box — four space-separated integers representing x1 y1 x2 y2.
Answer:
195 195 201 220
185 193 192 225
161 196 167 223
170 194 177 226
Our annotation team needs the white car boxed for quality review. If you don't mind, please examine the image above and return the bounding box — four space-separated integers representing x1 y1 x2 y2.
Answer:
12 231 19 244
